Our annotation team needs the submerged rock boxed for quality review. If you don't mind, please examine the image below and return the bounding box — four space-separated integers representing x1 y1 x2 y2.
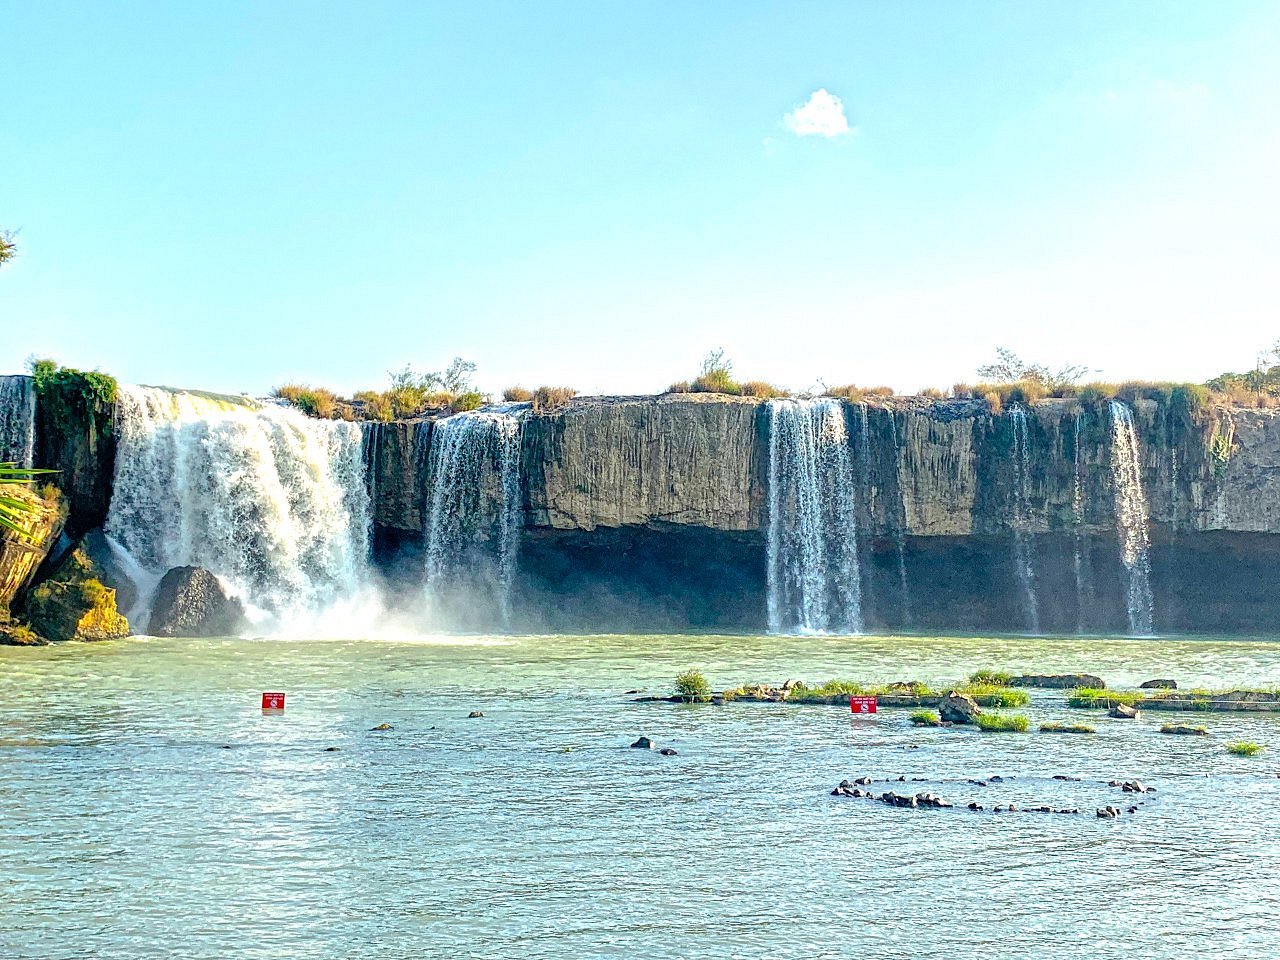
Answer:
147 566 247 638
1140 679 1178 689
1161 724 1208 736
939 691 981 725
630 736 655 749
658 747 678 756
370 723 393 731
467 711 485 719
1010 674 1105 689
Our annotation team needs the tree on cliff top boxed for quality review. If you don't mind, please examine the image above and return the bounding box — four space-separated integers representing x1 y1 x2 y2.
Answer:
0 230 16 268
977 348 1088 391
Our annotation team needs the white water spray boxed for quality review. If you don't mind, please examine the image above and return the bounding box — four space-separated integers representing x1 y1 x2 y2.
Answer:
1109 400 1155 635
0 375 36 467
423 408 524 626
766 399 862 634
105 386 372 631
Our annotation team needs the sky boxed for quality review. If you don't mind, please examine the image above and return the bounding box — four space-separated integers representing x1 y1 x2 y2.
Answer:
2 1 1279 397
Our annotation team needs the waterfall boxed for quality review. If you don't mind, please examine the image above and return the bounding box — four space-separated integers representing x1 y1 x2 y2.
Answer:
105 385 372 629
1071 409 1091 634
1109 400 1156 635
853 403 877 624
423 408 524 627
884 409 912 627
766 398 862 634
0 375 36 467
1009 405 1041 634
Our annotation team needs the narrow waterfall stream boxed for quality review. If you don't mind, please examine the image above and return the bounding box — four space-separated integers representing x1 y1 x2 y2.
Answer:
1109 400 1156 635
0 375 36 467
1009 405 1041 633
766 398 862 634
1071 409 1092 634
423 408 524 627
105 386 372 630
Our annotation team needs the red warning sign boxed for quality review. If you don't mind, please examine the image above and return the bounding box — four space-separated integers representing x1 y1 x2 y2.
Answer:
850 696 877 714
261 692 286 711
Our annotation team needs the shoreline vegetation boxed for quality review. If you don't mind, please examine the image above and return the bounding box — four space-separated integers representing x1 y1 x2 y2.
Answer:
646 671 1280 714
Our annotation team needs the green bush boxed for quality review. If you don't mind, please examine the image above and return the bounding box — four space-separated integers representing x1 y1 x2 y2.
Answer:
450 391 486 413
675 669 712 703
1039 722 1095 734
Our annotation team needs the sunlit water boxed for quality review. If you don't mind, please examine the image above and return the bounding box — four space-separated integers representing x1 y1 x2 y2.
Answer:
3 632 1279 959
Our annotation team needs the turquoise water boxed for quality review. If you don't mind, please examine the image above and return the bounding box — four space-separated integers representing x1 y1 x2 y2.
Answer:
2 632 1279 959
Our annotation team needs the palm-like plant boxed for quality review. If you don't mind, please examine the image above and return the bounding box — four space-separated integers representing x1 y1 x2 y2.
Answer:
0 464 52 538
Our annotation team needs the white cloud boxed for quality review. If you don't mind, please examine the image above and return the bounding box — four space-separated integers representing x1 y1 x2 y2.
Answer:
784 88 851 138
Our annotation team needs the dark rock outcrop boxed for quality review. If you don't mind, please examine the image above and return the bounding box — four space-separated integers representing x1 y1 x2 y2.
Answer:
1011 674 1105 689
34 378 116 535
939 691 981 725
147 566 247 637
1109 703 1140 719
1140 679 1177 689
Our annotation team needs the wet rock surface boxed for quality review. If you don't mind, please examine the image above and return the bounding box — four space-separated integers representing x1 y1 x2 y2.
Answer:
1140 679 1178 689
939 691 981 725
148 566 248 638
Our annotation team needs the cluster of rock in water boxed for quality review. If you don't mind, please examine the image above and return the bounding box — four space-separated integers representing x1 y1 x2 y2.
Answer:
831 775 1156 819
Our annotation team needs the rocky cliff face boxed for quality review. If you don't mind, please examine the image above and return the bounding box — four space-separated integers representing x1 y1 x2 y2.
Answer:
0 485 67 615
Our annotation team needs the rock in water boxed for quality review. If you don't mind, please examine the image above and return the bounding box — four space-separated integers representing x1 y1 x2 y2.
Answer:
1010 674 1106 689
1140 679 1177 689
1109 703 1140 719
939 691 982 725
22 541 130 642
467 711 485 719
630 736 655 749
147 566 247 637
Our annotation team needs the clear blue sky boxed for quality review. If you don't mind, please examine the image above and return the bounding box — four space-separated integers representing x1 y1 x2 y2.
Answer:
2 1 1278 396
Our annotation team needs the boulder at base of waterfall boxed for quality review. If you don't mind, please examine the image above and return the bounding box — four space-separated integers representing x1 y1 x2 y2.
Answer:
147 567 247 637
939 691 982 725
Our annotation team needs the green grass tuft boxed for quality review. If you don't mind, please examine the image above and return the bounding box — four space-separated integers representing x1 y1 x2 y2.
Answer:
974 712 1029 733
1226 741 1264 757
968 669 1011 686
910 710 941 727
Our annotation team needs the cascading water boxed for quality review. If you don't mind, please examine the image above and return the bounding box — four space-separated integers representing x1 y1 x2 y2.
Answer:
1009 405 1041 634
0 374 36 467
105 386 372 630
423 408 524 627
1071 409 1092 634
1109 400 1156 636
766 398 862 634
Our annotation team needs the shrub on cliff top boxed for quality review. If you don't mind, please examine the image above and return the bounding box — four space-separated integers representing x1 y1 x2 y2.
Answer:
450 391 486 413
738 380 788 399
503 386 535 403
354 390 394 422
0 228 16 267
532 386 577 413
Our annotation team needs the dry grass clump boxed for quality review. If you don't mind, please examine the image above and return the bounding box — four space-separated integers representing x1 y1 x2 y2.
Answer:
503 386 535 402
919 387 945 399
273 384 343 419
738 380 789 399
532 386 577 413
